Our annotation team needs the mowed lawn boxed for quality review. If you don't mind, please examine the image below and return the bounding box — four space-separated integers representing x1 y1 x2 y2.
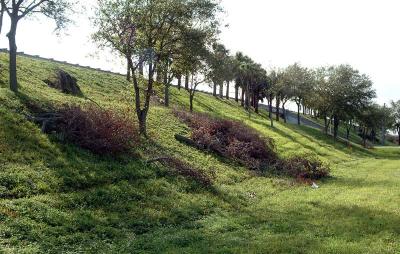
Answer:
132 158 400 254
0 53 399 253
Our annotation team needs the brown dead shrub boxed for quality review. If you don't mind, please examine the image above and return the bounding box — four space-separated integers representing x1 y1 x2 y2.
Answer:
174 110 330 180
174 110 278 170
57 105 138 155
275 155 330 181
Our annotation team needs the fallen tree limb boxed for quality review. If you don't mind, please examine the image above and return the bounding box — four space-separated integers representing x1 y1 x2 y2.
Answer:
174 134 224 157
174 134 198 147
146 155 213 188
146 157 171 164
24 112 63 133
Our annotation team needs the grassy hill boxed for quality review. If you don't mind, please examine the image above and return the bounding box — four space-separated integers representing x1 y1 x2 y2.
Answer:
0 53 399 253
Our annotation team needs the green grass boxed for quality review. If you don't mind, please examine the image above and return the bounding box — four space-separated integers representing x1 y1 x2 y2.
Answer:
0 53 399 253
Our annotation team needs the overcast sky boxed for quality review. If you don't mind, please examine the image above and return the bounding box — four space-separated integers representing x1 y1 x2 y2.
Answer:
0 0 399 104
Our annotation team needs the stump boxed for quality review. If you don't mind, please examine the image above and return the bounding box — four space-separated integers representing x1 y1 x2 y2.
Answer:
44 70 81 96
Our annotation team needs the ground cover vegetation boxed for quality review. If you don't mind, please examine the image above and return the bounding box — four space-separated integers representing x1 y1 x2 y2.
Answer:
0 0 399 253
0 53 399 253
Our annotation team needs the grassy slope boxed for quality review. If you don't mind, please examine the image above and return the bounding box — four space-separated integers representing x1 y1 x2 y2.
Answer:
0 53 399 253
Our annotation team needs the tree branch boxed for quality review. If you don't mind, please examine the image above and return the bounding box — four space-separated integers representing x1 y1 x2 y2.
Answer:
18 0 47 20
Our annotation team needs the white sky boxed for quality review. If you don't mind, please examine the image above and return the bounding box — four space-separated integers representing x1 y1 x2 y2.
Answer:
0 0 399 104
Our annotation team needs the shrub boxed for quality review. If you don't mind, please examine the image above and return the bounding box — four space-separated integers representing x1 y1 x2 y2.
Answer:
57 105 138 155
174 110 278 170
279 155 330 181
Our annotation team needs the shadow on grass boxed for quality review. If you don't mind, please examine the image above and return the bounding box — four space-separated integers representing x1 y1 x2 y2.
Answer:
132 199 400 253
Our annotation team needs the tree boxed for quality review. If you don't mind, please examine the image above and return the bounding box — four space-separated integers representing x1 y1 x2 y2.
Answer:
224 55 236 100
265 69 279 126
93 0 221 136
188 60 209 112
376 104 394 145
311 67 333 134
1 0 73 92
357 104 387 147
175 26 212 112
0 1 6 34
247 64 267 114
392 100 400 145
235 52 249 107
286 63 313 125
311 65 375 140
329 65 375 140
208 43 229 98
274 68 295 123
234 52 264 114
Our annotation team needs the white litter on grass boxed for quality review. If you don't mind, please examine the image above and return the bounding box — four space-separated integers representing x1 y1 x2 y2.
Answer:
311 182 319 189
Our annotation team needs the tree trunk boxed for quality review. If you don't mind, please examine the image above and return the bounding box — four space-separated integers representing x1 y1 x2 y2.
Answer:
241 89 244 106
363 128 367 148
333 116 339 141
245 85 250 110
297 103 301 125
8 19 18 93
0 7 4 34
226 81 230 99
219 83 223 99
398 132 400 146
177 75 182 90
269 95 273 127
269 109 274 127
138 62 144 75
381 122 385 146
134 57 156 137
276 98 280 122
213 82 217 97
185 73 189 90
371 130 376 145
324 116 329 134
189 94 194 112
126 58 131 81
282 103 287 123
255 97 259 113
164 69 169 107
164 84 170 107
156 65 163 83
235 85 239 102
138 109 147 136
268 95 273 118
